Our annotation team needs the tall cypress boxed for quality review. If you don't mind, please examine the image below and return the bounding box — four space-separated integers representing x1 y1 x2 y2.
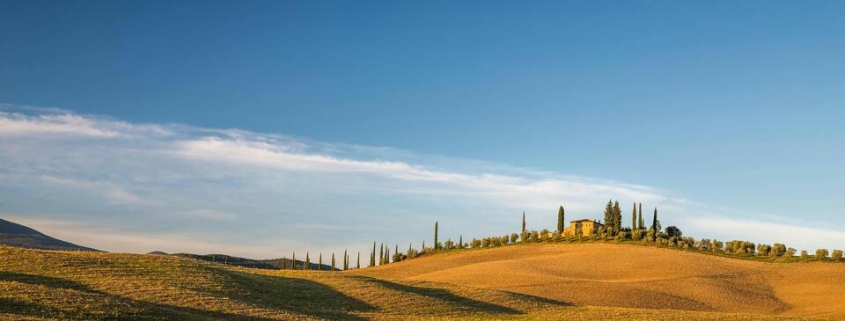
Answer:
603 200 614 233
356 252 360 269
651 207 658 240
613 200 622 234
522 212 526 233
292 252 296 270
458 235 463 249
332 253 336 271
557 206 565 233
343 250 347 270
379 243 384 265
632 202 637 231
395 244 399 262
434 221 439 250
305 252 310 270
319 253 323 271
638 203 644 230
408 243 413 257
370 242 376 267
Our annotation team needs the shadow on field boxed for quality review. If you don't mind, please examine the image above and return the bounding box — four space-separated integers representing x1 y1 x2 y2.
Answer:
368 278 522 314
216 269 375 321
0 270 371 320
502 291 574 307
0 271 91 292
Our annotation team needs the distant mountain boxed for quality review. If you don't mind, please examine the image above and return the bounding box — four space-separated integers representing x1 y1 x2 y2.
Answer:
0 218 98 251
171 253 338 271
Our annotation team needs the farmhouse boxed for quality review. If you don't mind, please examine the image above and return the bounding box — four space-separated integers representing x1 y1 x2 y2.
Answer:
564 219 604 237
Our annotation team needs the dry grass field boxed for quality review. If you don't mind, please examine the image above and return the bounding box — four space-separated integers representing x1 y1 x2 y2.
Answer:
1 243 842 321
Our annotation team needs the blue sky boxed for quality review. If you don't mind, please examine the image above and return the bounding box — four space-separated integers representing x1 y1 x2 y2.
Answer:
1 1 844 257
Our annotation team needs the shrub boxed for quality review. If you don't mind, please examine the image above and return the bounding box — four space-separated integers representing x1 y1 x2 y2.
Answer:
815 249 829 260
697 239 710 251
444 239 454 250
471 238 481 248
712 240 723 252
616 231 627 241
757 244 771 257
770 243 786 257
510 233 519 244
786 248 796 257
665 226 682 238
501 235 510 245
530 230 540 243
832 250 843 262
800 250 809 260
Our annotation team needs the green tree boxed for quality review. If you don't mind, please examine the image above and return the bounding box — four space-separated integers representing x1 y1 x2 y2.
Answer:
305 252 311 270
603 200 614 233
370 242 376 267
357 252 360 269
631 202 637 233
318 253 323 271
379 243 384 265
522 211 526 233
638 203 644 230
434 221 439 250
458 235 463 249
343 250 348 270
292 252 296 270
651 207 658 241
612 200 622 234
557 206 565 233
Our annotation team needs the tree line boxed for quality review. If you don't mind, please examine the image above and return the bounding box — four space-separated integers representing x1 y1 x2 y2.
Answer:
276 200 843 271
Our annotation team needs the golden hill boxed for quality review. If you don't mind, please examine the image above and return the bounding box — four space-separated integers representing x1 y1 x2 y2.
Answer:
353 243 845 320
1 243 842 320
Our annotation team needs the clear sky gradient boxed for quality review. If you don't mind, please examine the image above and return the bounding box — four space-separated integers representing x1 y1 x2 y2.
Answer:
1 1 843 257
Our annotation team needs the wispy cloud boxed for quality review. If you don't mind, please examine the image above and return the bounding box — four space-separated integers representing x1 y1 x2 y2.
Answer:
0 105 842 258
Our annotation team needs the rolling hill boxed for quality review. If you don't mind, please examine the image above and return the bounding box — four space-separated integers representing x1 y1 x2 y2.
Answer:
0 219 97 251
1 242 843 320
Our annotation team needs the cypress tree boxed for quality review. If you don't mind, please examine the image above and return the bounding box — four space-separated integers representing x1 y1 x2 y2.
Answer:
557 206 565 233
652 207 658 240
395 244 399 262
632 202 637 232
282 257 287 270
613 200 622 234
356 252 360 269
458 235 463 249
319 253 323 271
638 203 644 230
305 252 310 270
379 243 384 265
434 221 439 250
292 252 296 270
522 212 526 233
422 240 425 249
408 243 413 257
343 250 348 270
603 200 614 233
370 242 376 267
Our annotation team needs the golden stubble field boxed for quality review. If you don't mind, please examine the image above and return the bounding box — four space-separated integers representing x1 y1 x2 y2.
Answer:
1 243 843 320
352 243 845 320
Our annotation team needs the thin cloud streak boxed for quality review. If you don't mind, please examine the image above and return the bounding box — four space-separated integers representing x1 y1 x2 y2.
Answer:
0 106 842 258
